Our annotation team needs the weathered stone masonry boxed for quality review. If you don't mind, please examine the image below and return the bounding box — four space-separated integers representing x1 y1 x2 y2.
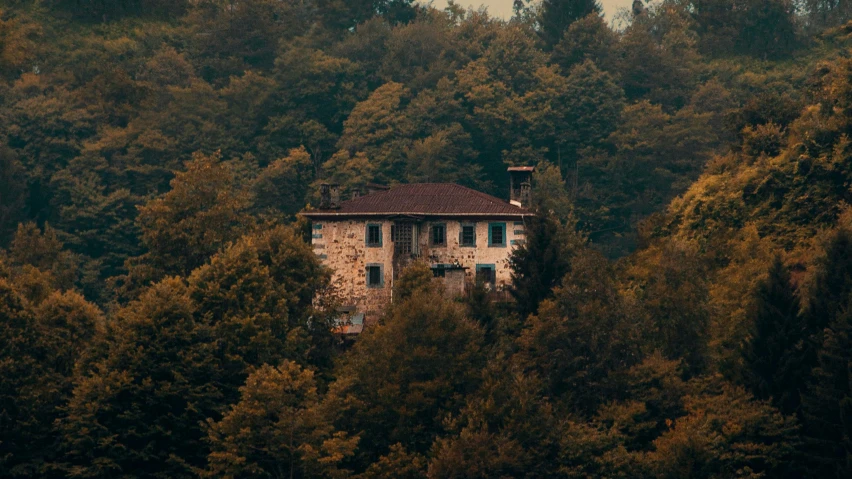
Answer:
310 217 527 320
302 169 534 326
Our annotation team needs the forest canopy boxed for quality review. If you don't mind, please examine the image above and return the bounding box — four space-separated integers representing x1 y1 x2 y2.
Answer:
4 0 852 477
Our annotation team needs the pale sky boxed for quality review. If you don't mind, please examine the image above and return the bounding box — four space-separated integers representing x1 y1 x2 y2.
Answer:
423 0 635 19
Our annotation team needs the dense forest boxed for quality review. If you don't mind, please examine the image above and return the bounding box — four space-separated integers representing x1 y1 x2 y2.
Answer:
4 0 852 477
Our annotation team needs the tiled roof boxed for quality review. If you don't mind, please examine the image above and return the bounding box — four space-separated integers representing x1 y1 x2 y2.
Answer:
302 183 532 218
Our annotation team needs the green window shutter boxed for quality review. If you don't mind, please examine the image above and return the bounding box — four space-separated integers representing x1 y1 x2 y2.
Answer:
379 226 383 247
380 265 385 287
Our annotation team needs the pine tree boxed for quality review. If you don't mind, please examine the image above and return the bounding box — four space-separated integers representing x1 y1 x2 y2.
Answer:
509 211 574 319
741 257 806 415
797 221 852 476
803 225 852 344
801 306 852 478
538 0 602 49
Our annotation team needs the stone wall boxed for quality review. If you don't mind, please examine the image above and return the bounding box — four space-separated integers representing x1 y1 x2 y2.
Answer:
312 217 526 322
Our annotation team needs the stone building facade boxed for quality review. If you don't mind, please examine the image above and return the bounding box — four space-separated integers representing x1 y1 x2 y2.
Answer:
302 168 534 326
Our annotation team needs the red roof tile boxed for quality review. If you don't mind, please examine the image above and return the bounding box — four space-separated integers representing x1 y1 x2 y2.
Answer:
302 183 532 218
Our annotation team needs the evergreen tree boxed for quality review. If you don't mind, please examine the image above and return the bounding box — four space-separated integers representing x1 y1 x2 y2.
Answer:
803 224 852 345
509 211 575 319
0 146 27 245
0 280 65 478
741 257 806 416
538 0 601 49
801 306 852 478
513 251 641 414
689 0 798 58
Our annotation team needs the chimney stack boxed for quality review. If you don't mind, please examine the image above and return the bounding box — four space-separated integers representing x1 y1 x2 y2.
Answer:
508 166 534 208
319 183 341 209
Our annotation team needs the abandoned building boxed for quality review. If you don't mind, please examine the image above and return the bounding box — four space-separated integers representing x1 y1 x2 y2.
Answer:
301 167 534 331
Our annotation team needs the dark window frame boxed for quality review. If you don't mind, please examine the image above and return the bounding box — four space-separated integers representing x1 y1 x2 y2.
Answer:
460 223 476 247
431 223 447 247
366 263 384 288
366 224 382 248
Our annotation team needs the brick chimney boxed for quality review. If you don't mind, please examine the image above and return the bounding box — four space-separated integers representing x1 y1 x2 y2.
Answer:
508 166 534 208
319 183 341 209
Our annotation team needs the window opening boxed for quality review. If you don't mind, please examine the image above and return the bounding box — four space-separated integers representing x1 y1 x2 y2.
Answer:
432 224 446 246
461 224 476 247
366 224 382 247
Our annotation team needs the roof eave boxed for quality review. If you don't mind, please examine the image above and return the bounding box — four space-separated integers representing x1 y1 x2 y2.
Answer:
300 211 533 218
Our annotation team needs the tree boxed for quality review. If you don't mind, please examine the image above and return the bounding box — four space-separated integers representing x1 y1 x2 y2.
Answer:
134 151 254 281
253 147 315 220
0 146 27 244
741 257 806 416
427 364 557 478
802 222 852 348
801 306 852 478
578 101 717 255
7 222 80 293
626 239 711 374
689 0 798 59
551 12 617 72
359 444 428 479
33 290 103 378
800 0 852 31
206 362 357 479
326 284 485 468
188 225 337 377
514 251 641 414
643 381 798 478
0 279 66 478
393 261 434 301
58 278 223 479
521 62 624 177
615 5 700 110
509 210 575 319
538 0 602 49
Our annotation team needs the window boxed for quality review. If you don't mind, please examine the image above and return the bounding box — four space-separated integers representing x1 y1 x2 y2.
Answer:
460 223 476 247
366 224 382 247
476 264 496 285
392 222 414 255
489 222 506 247
431 224 446 247
366 264 384 288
